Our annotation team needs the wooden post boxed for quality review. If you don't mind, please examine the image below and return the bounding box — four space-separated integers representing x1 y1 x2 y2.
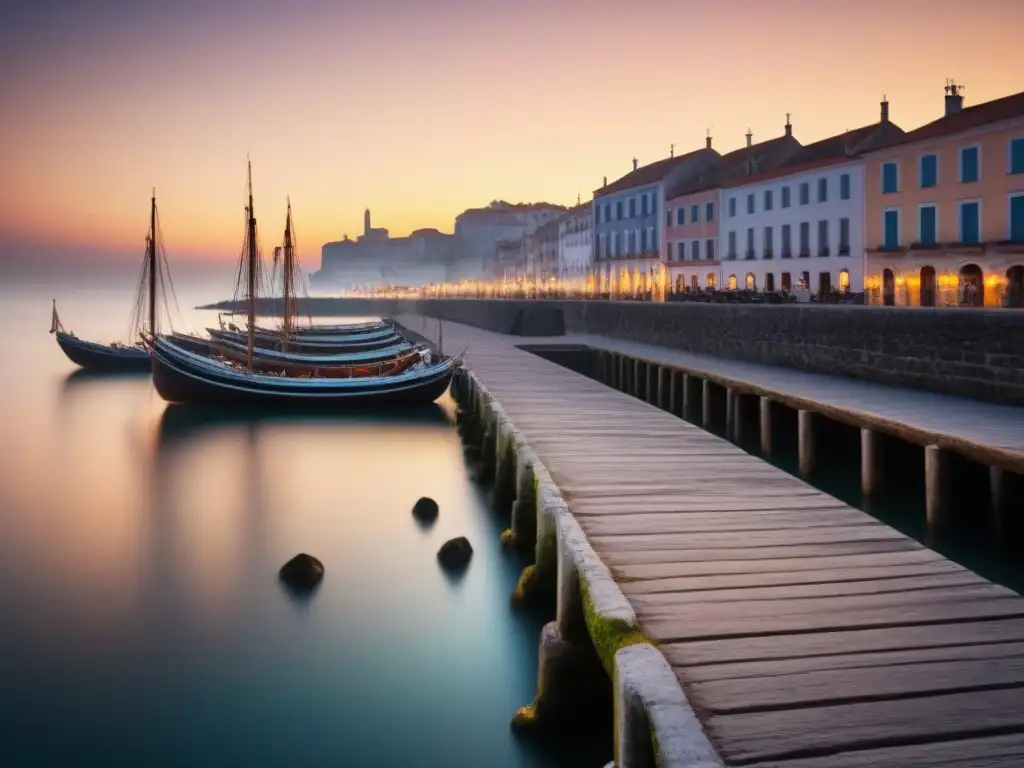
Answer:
701 379 712 427
618 354 626 391
668 370 679 415
634 359 643 399
759 396 772 455
657 366 670 410
645 363 656 404
681 373 690 417
725 388 736 440
990 466 1005 532
925 444 950 527
798 410 815 477
860 428 881 497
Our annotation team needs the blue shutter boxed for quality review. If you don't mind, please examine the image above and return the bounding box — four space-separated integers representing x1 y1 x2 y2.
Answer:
882 163 897 193
919 207 936 245
840 174 850 200
1011 139 1024 174
960 148 978 182
799 183 809 205
1009 196 1024 241
884 210 899 248
691 204 699 222
959 202 979 244
705 202 714 221
920 155 937 187
782 186 790 208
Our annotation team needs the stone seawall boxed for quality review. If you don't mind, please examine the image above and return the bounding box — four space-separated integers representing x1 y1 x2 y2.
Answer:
416 300 1024 406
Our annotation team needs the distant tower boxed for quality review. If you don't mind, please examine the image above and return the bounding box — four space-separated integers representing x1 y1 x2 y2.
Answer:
364 208 371 235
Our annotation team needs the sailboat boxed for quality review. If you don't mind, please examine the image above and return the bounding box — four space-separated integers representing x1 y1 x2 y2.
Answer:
51 191 168 371
145 161 457 406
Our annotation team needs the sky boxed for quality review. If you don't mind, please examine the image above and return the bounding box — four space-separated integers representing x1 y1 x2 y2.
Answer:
1 0 1023 271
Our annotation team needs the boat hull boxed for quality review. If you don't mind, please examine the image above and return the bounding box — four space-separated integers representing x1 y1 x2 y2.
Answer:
55 332 151 372
250 320 389 337
149 341 455 406
207 328 402 353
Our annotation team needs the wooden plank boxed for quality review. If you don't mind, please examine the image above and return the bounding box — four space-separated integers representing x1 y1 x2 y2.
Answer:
590 525 912 552
705 687 1024 763
661 618 1024 667
601 539 924 567
750 732 1024 768
580 510 876 535
689 655 1024 714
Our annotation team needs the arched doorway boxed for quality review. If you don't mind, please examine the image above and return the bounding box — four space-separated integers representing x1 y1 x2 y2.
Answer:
690 275 698 291
728 274 737 290
920 266 936 307
675 275 685 292
958 264 983 307
882 268 895 306
1006 265 1024 308
838 269 851 293
765 273 775 292
745 272 756 290
706 272 717 289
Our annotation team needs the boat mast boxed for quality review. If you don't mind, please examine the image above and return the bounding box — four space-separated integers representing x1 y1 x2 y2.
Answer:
282 198 294 350
246 161 257 372
148 189 157 336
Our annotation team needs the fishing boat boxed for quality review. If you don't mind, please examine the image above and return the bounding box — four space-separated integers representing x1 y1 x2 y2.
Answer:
51 191 170 371
145 161 457 406
245 318 391 337
206 325 403 352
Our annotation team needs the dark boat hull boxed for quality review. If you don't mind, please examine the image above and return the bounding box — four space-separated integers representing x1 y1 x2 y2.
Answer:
149 341 455 406
207 328 402 353
55 332 151 372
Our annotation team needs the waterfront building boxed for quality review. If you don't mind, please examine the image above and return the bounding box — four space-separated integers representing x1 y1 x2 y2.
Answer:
718 104 904 296
593 146 719 297
557 202 593 286
452 201 566 281
665 127 801 291
863 84 1024 307
534 217 561 283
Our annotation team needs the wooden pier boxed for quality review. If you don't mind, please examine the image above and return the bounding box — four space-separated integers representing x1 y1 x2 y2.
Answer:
402 314 1024 767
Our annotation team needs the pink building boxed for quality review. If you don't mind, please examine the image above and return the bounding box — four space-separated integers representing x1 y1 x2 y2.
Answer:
862 85 1024 307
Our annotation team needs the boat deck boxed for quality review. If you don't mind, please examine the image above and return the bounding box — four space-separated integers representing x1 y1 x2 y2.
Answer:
400 314 1024 766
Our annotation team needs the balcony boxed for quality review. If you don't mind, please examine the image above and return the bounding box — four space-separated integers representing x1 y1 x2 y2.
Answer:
799 249 810 258
744 250 756 260
838 244 850 256
818 247 830 258
781 249 792 259
726 252 737 261
763 249 774 260
910 241 940 250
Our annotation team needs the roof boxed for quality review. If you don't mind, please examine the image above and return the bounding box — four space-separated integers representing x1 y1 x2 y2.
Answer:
536 217 561 238
667 135 799 199
723 121 905 187
457 201 567 218
594 147 716 199
865 90 1024 153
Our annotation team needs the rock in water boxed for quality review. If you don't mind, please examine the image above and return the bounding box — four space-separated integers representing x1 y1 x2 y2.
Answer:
412 497 439 523
437 537 473 570
279 553 325 590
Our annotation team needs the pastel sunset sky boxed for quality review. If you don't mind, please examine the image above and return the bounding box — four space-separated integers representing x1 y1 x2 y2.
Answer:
2 0 1022 269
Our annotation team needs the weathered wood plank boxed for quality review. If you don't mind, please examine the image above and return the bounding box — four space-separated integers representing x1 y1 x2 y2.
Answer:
601 539 923 566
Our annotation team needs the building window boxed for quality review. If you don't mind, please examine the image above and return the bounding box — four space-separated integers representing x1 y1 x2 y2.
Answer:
764 226 774 259
781 272 792 291
799 222 810 256
676 207 684 226
919 154 938 188
817 220 829 256
764 190 773 211
817 178 828 202
640 229 648 251
691 240 700 260
918 204 937 246
1010 194 1024 241
690 204 699 222
614 231 622 255
705 201 714 222
782 186 791 208
616 201 623 220
604 203 611 223
745 272 756 290
728 197 737 217
641 194 649 216
629 198 636 218
781 224 792 258
677 241 685 260
746 194 755 214
839 269 850 292
727 231 737 259
728 274 737 290
799 182 810 205
959 201 980 244
1010 138 1024 174
746 228 754 259
839 217 850 255
839 173 851 200
883 209 900 249
705 239 715 260
595 207 601 225
882 162 899 194
954 144 978 182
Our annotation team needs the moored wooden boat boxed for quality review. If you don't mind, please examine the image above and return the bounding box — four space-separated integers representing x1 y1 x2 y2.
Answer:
206 326 403 353
54 329 150 371
246 319 390 337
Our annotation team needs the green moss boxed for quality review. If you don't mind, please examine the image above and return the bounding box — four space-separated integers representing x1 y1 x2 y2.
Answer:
511 564 538 606
580 575 648 677
510 703 539 732
500 528 517 548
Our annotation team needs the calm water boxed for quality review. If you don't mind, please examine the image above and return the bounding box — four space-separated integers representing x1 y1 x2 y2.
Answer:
0 272 609 767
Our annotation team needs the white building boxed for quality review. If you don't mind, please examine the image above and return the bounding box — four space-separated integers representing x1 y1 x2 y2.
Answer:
719 108 905 295
557 203 592 279
452 200 566 280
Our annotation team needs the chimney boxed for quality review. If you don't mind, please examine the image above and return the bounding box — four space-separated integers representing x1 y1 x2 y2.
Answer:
745 129 753 148
632 157 639 171
705 130 712 149
945 79 964 116
880 96 889 123
602 176 607 187
670 143 675 158
784 113 792 137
